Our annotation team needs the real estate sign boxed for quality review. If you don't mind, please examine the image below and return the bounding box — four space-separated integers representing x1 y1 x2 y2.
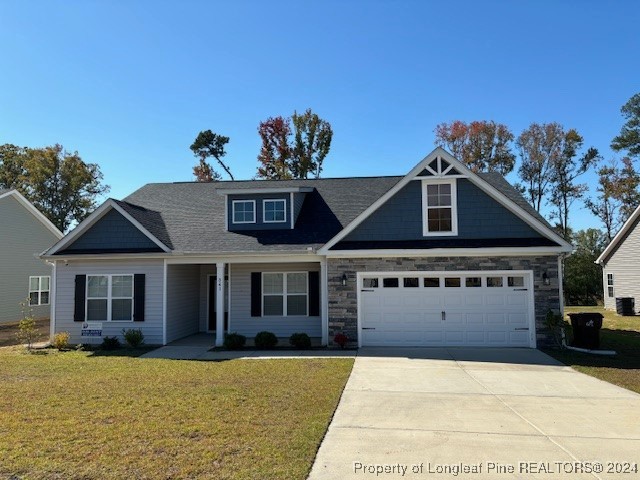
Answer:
81 322 103 337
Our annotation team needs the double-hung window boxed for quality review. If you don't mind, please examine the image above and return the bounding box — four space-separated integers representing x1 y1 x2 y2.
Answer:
86 274 134 321
28 276 50 306
262 272 308 316
263 199 286 223
422 180 457 236
232 200 256 224
607 274 614 298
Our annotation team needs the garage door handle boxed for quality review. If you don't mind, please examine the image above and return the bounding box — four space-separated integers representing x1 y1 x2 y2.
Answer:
514 327 529 331
362 327 376 330
441 311 446 321
513 288 528 291
361 289 374 292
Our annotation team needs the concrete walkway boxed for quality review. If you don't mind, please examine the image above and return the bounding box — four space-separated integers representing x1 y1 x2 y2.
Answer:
309 347 640 480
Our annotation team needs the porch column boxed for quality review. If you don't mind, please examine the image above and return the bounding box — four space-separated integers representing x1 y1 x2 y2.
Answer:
320 258 329 345
215 262 225 347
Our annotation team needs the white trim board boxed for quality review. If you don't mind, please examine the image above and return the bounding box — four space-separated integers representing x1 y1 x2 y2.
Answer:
325 247 567 258
45 199 171 255
596 203 640 265
318 147 572 254
0 189 63 239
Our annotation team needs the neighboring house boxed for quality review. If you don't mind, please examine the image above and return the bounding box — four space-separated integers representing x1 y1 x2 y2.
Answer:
596 204 640 311
42 148 572 348
0 189 63 323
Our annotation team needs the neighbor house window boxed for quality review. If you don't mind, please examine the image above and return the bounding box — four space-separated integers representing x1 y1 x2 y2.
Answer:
86 274 133 321
263 199 286 223
607 274 614 298
422 180 457 235
262 272 308 316
232 200 256 224
28 276 50 306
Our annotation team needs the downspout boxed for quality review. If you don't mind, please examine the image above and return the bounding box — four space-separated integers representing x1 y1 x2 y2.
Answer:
45 259 56 343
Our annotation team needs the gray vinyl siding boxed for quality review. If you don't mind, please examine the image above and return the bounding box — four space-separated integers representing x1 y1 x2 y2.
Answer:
61 209 159 252
229 262 321 338
344 179 543 242
166 264 200 343
0 195 59 323
602 216 640 310
227 194 291 231
54 259 164 344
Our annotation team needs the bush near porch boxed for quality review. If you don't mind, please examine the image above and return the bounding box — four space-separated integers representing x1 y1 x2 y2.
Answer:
543 306 640 394
0 348 353 480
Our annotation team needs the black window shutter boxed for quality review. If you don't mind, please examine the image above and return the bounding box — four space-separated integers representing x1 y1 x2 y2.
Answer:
74 275 86 322
251 272 262 317
308 271 320 317
133 274 146 322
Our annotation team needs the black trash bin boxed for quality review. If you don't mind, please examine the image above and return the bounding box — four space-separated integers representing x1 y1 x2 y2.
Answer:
615 297 635 316
567 312 603 349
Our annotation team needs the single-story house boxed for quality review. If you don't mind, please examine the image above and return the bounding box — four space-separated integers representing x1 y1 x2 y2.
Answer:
42 148 572 347
0 188 63 323
596 203 640 312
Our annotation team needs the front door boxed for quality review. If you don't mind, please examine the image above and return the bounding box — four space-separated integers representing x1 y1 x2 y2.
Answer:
208 276 229 332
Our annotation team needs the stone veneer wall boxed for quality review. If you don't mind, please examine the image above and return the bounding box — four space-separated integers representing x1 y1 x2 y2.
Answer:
327 256 560 347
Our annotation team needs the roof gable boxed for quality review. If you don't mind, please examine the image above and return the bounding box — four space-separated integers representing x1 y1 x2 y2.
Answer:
318 147 572 254
0 189 63 239
596 204 640 264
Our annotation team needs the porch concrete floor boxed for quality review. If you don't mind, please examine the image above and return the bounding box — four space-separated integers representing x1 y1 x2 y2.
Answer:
140 333 357 360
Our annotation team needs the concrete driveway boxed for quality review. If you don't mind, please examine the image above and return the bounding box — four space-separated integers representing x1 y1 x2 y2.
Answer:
309 348 640 480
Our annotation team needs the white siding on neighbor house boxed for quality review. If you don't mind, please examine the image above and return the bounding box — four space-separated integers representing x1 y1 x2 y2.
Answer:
0 195 59 322
229 262 321 338
166 264 200 343
54 259 164 344
602 216 640 310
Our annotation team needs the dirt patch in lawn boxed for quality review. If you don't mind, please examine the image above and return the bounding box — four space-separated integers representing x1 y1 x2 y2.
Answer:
0 317 49 347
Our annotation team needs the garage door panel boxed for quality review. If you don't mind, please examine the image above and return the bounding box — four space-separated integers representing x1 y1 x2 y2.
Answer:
360 271 533 348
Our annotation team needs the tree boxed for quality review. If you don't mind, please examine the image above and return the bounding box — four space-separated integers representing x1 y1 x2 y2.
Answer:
548 129 600 239
256 109 333 179
257 116 293 180
434 120 516 175
612 92 640 158
516 122 564 212
291 108 333 178
189 130 233 181
585 162 620 241
1 144 109 232
563 229 606 306
613 156 640 220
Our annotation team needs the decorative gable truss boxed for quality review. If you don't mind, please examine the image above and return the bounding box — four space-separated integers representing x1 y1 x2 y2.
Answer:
318 147 573 255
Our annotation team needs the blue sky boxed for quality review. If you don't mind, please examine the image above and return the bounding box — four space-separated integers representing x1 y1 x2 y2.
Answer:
1 1 638 231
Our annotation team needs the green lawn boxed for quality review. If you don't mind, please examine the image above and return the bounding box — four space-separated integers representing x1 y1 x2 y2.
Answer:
543 306 640 394
0 347 353 480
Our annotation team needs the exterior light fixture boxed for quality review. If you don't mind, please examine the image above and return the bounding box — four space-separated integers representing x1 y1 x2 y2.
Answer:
542 272 550 286
341 273 348 286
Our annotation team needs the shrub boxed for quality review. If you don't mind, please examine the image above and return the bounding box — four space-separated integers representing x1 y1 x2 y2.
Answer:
254 331 278 349
122 328 145 348
16 299 40 350
545 309 565 349
52 332 70 351
289 332 312 349
224 332 246 350
333 333 349 349
101 336 121 350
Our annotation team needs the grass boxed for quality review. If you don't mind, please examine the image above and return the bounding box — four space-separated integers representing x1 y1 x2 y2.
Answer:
543 306 640 394
0 347 353 480
0 318 49 347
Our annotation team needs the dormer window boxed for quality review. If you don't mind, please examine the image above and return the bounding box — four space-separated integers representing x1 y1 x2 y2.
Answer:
263 199 286 223
422 179 458 236
232 200 256 224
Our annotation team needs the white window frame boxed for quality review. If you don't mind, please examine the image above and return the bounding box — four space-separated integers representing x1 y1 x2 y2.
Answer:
28 276 50 306
231 200 256 224
422 178 458 236
262 272 309 317
607 273 614 298
86 274 135 322
263 198 287 223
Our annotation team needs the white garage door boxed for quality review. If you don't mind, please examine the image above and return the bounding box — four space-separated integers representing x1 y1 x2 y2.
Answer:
359 271 534 347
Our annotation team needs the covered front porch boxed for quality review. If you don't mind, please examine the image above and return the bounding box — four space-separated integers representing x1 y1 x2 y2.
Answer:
163 257 328 346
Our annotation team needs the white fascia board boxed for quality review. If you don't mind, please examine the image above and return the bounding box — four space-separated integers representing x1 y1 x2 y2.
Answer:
596 204 640 265
45 199 171 255
325 246 567 258
41 251 324 262
318 146 571 254
216 187 313 195
0 189 63 239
